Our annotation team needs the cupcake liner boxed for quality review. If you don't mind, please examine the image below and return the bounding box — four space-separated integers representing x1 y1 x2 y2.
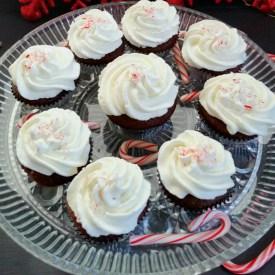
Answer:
156 173 234 214
19 144 92 187
70 42 125 68
66 199 151 245
103 119 173 147
13 82 78 112
196 103 257 142
124 34 178 55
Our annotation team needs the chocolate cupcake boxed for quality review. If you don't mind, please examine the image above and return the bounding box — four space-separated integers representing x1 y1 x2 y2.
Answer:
98 53 178 130
67 9 124 65
16 108 91 186
9 45 80 106
157 130 236 210
121 0 179 53
66 157 151 239
181 20 247 75
199 73 275 140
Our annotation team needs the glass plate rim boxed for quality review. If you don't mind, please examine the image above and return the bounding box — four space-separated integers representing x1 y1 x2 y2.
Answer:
0 2 274 274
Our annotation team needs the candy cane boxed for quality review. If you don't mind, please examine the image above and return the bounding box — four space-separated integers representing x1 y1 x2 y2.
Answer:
119 140 158 166
180 90 200 104
16 109 39 128
223 240 275 274
172 42 190 84
267 53 275 62
130 210 231 246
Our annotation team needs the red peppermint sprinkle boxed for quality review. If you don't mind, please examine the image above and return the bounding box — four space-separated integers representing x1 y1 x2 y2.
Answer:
143 6 155 16
244 104 253 110
24 51 47 69
130 71 143 83
81 19 94 29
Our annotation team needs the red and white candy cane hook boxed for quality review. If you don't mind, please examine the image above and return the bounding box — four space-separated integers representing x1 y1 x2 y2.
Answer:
267 53 275 62
16 109 39 128
119 140 158 166
130 210 231 246
180 90 200 104
223 240 275 274
172 41 190 84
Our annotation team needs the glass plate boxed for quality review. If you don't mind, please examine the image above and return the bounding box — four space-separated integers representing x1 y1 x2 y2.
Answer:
0 2 274 274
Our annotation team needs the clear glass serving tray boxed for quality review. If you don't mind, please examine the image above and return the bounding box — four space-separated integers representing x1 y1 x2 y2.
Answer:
0 2 274 275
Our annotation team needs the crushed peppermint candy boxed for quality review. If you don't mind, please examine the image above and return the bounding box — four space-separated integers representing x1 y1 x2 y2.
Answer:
24 51 48 70
244 104 253 110
143 6 155 17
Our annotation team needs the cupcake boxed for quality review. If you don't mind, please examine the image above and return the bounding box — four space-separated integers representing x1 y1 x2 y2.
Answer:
199 73 275 140
16 108 91 186
67 9 124 65
181 20 247 74
9 45 80 106
66 157 151 239
98 53 178 130
121 0 179 53
157 130 236 210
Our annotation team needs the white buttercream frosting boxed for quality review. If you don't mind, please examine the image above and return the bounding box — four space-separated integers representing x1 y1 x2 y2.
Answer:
98 53 178 121
67 157 151 237
16 108 90 177
181 20 247 72
157 130 235 200
121 0 179 48
9 45 80 100
68 9 123 60
199 73 275 136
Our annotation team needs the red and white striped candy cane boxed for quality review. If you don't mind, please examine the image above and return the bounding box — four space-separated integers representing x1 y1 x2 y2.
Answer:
16 109 39 128
267 53 275 62
223 240 275 274
130 210 231 246
180 90 200 104
172 41 190 84
119 140 158 166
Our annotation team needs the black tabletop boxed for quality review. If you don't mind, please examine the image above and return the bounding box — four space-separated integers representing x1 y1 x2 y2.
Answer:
0 1 274 275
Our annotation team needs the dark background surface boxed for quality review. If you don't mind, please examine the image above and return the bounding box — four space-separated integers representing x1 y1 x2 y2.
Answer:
0 1 274 274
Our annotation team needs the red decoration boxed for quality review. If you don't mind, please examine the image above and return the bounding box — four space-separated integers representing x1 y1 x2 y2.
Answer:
19 0 88 21
18 0 274 21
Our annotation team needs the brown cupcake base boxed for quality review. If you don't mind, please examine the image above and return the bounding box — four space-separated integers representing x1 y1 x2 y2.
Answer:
162 184 232 211
73 42 125 65
67 201 148 241
21 162 88 186
125 34 178 54
201 64 242 76
108 100 177 130
12 84 69 107
198 103 256 141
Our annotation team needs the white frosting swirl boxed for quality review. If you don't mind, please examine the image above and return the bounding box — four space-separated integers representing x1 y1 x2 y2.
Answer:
199 73 275 136
181 20 247 72
122 0 179 48
158 130 235 200
9 45 80 100
16 108 90 177
67 157 151 237
98 53 178 121
68 9 123 60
